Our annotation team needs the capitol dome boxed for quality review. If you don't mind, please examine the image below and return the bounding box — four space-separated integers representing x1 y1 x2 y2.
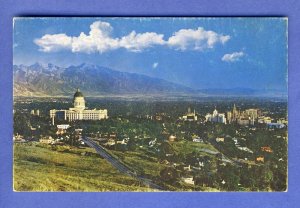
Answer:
73 89 85 110
74 88 84 98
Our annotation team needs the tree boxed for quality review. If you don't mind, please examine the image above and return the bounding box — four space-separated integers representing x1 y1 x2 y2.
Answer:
160 167 180 184
217 164 240 191
259 162 274 191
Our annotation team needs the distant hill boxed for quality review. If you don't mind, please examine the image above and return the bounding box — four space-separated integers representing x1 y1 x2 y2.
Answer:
13 63 196 97
200 88 287 98
13 63 286 98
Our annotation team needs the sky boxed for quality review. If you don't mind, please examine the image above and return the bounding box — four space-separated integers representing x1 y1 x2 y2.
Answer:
13 17 288 92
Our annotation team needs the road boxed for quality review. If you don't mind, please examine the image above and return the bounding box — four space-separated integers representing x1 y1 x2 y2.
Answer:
198 146 242 166
81 136 164 191
200 145 261 167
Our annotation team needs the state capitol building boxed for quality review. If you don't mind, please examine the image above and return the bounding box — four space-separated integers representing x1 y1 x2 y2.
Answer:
50 89 108 122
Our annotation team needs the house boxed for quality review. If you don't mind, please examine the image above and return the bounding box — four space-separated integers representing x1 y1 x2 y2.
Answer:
192 166 202 171
155 115 162 121
56 124 70 135
75 129 83 135
258 116 272 124
216 137 225 142
13 134 25 142
102 133 109 139
261 146 273 153
277 118 288 125
256 156 264 163
182 177 195 185
232 137 239 145
237 147 253 154
53 140 65 145
105 138 116 146
116 140 126 144
110 133 117 138
219 162 227 166
183 165 192 171
39 136 55 144
193 138 203 143
199 161 204 167
149 138 157 147
160 160 170 165
30 126 37 131
168 135 176 142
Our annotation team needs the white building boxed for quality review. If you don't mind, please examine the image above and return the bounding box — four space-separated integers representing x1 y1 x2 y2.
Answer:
182 107 198 121
30 109 40 116
56 124 70 135
205 108 226 124
258 116 272 124
39 136 55 144
50 89 108 122
182 177 195 185
216 137 225 142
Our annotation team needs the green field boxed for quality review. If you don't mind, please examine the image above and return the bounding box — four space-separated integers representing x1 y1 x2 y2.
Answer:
13 143 154 191
112 150 166 176
171 140 218 154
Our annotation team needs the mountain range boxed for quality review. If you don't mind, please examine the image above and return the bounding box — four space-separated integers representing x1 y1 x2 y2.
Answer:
13 63 196 97
13 63 287 98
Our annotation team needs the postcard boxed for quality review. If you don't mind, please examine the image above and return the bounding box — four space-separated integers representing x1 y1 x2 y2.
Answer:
13 17 287 192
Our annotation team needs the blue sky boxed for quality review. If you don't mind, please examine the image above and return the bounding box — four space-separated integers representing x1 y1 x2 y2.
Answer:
13 17 287 92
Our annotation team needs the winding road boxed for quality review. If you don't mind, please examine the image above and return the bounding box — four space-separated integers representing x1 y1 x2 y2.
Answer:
81 136 164 191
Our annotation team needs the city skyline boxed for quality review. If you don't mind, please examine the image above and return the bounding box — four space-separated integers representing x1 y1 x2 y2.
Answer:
13 17 287 92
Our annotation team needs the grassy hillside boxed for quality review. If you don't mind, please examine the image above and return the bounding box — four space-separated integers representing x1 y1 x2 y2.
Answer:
13 143 153 191
14 141 220 192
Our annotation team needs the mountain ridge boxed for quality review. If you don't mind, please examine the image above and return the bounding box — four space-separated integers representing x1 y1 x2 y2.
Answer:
13 63 287 98
13 63 197 97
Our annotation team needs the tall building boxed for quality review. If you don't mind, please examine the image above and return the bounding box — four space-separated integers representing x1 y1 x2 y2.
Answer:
30 109 40 116
227 104 260 126
232 104 239 121
50 89 108 122
244 109 260 119
227 111 232 124
182 107 198 121
205 107 226 124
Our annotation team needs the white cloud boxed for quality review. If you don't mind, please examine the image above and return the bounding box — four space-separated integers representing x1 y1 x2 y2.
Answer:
152 62 159 69
167 27 230 51
119 31 165 52
222 51 245 62
71 21 119 53
34 33 72 52
34 21 230 53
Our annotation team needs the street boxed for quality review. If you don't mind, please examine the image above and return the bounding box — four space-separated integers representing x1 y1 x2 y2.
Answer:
82 136 164 191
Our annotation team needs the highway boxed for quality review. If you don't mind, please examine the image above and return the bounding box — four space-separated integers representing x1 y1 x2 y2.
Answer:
81 136 164 191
